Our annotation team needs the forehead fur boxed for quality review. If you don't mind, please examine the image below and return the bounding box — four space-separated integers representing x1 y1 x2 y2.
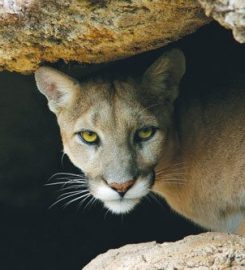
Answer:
59 76 159 132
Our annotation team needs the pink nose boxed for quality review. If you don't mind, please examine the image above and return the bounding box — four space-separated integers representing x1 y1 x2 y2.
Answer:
109 180 135 194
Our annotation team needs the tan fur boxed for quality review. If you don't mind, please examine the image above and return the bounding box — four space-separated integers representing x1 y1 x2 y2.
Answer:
154 77 245 233
35 49 245 233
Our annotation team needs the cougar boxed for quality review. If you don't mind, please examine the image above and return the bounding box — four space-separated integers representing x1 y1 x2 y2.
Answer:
35 49 245 234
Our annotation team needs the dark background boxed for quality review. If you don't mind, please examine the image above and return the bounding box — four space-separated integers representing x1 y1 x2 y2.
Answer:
0 22 244 270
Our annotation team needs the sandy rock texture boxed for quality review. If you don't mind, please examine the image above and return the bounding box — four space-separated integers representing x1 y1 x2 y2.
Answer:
0 0 209 73
198 0 245 43
83 233 245 270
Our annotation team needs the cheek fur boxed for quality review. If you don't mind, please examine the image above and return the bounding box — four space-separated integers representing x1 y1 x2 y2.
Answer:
65 137 104 174
138 137 164 166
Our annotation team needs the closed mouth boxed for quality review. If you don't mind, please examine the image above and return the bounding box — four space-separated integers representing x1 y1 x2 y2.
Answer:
87 169 156 214
101 171 155 214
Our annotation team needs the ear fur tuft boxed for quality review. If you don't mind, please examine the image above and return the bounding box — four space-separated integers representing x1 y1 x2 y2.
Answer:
35 67 80 114
142 49 186 103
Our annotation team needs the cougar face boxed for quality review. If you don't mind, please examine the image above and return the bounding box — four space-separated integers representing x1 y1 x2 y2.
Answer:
35 49 185 213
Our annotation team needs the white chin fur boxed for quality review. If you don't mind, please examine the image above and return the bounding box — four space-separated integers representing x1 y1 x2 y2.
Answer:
104 199 140 214
89 176 151 214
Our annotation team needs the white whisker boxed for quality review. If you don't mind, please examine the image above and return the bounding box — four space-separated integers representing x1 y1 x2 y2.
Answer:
49 191 89 209
54 177 86 182
78 195 91 210
61 152 66 167
156 162 185 172
156 167 185 174
48 172 85 182
59 184 87 192
45 181 83 186
64 193 91 208
57 189 88 199
157 177 186 182
161 181 186 185
104 208 111 219
83 197 97 211
156 172 185 177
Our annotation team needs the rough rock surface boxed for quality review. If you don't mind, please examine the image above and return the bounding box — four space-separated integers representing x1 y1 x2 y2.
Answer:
0 0 209 73
198 0 245 43
83 233 245 270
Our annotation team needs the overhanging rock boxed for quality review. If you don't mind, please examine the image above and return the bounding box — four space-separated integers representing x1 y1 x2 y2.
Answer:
198 0 245 43
0 0 209 73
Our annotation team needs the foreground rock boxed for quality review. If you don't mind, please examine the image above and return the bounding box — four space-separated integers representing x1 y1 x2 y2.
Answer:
198 0 245 43
0 0 209 73
83 233 245 270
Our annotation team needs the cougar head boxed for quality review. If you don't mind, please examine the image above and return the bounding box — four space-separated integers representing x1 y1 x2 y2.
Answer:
35 49 185 213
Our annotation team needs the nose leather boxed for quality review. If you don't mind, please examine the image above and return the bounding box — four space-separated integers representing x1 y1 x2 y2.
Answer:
109 180 135 193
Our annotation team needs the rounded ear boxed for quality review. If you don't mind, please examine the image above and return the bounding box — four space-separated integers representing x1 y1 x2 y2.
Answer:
35 67 80 114
142 49 186 103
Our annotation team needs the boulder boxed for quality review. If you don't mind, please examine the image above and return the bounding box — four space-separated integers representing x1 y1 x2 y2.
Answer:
83 232 245 270
198 0 245 43
0 0 209 73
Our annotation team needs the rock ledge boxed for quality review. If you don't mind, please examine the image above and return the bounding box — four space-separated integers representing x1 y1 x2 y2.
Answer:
83 232 245 270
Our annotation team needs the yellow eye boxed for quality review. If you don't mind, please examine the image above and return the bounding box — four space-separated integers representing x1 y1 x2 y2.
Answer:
136 126 156 141
79 130 99 144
